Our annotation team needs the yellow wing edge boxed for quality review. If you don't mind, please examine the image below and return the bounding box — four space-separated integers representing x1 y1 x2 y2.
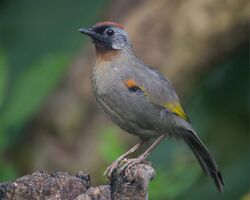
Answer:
165 102 189 121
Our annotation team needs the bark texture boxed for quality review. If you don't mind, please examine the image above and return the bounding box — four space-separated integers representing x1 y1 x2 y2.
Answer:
0 162 154 200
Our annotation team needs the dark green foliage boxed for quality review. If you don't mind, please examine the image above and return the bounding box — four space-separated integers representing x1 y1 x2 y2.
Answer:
0 0 106 181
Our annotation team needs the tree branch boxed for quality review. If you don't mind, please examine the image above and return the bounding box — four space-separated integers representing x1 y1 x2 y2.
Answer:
0 161 155 200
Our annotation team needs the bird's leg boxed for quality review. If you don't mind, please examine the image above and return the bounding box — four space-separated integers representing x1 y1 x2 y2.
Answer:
104 138 149 178
139 134 166 160
120 134 166 172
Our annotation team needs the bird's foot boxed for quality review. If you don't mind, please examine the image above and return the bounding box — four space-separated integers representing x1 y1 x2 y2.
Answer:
120 156 148 174
104 159 124 179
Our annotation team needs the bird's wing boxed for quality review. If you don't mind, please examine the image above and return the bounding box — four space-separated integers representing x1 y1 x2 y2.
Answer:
123 65 190 122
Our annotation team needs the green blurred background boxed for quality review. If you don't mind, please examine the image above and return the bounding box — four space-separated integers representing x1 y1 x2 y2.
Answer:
0 0 249 199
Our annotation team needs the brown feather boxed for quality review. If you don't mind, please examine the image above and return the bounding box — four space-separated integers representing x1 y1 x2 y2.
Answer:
93 21 124 30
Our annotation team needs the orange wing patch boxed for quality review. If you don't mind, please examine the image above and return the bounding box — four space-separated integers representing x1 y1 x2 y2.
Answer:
123 79 147 95
124 79 138 88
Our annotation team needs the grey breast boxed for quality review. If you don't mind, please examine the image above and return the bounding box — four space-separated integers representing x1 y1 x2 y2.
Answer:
91 58 162 138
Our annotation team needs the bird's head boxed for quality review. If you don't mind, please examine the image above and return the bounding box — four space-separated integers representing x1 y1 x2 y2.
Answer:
78 21 131 53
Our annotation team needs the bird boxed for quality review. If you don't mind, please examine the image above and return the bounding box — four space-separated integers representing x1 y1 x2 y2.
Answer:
78 21 224 192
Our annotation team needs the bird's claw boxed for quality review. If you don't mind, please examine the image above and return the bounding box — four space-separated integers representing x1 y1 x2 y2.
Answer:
105 157 148 180
104 159 127 179
104 163 117 179
119 156 145 174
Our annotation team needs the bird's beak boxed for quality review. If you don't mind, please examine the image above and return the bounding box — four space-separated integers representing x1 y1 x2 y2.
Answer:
78 28 95 36
78 28 102 41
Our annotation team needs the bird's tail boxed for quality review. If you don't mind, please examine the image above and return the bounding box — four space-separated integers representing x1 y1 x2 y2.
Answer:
183 130 224 192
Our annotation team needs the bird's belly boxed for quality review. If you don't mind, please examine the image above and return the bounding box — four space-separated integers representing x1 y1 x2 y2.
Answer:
97 95 155 137
94 88 174 138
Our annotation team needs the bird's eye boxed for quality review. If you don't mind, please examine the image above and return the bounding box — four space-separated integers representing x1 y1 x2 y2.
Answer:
106 29 114 36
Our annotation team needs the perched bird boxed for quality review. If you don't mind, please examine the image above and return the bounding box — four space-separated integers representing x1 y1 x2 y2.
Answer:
78 21 224 192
